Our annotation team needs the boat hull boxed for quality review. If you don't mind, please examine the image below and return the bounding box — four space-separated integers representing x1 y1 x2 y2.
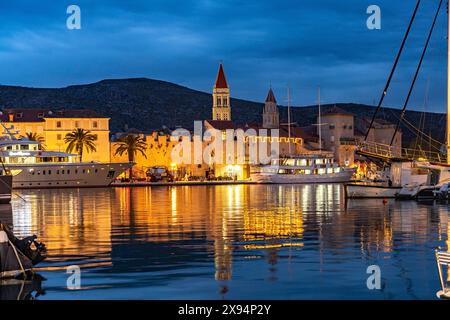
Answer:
0 175 12 204
251 169 355 184
345 183 401 198
7 163 132 189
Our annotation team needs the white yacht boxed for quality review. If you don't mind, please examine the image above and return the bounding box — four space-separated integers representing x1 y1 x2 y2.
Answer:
251 154 356 184
345 160 429 198
0 139 132 189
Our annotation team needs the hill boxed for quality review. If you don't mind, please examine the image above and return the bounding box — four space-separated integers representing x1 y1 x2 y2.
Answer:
0 78 445 148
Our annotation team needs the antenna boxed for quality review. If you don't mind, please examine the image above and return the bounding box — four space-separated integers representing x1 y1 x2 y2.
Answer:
287 86 292 155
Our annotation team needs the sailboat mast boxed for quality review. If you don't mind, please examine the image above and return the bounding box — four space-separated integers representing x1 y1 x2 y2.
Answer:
447 0 450 164
287 86 292 155
318 86 322 151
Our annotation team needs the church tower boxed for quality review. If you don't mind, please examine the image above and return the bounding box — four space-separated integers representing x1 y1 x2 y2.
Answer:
262 87 279 128
212 63 231 121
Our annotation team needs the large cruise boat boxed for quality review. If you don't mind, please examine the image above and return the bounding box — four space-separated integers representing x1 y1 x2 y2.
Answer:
0 139 132 189
250 154 356 184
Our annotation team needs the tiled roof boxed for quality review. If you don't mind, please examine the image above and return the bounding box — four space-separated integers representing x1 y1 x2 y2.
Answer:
46 109 109 118
265 88 276 103
214 64 228 89
0 108 49 122
279 125 318 141
0 108 108 122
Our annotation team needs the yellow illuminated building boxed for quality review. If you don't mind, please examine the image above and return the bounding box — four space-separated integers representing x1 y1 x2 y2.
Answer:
1 108 111 163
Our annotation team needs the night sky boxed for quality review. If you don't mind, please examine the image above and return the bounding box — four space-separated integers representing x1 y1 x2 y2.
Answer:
0 0 447 112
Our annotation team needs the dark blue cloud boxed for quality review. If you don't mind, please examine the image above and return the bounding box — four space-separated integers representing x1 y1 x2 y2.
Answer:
0 0 446 113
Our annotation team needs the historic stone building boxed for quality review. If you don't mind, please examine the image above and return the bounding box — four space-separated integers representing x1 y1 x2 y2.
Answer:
212 64 231 121
262 88 279 129
0 108 111 163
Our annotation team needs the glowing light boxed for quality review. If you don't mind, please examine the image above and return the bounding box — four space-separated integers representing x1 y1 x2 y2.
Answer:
9 151 31 156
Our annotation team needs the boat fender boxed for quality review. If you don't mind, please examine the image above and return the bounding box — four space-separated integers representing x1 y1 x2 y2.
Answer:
0 231 8 243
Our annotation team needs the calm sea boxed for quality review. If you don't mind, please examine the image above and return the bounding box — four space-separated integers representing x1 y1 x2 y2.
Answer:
1 184 448 300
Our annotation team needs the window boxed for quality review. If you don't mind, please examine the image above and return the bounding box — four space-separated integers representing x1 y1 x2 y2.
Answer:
57 134 62 140
329 124 335 129
222 97 228 107
216 97 221 107
16 113 23 119
56 121 62 128
75 121 80 128
93 121 98 128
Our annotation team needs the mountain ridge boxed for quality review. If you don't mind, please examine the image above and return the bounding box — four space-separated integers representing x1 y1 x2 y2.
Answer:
0 78 445 148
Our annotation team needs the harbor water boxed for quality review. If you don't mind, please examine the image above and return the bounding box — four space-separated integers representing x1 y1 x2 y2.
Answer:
1 184 448 299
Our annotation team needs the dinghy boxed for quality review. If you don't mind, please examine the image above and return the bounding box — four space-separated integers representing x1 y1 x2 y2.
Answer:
0 223 47 279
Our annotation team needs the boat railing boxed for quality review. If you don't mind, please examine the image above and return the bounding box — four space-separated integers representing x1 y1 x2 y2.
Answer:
348 140 446 163
435 249 450 297
401 148 444 163
357 141 396 158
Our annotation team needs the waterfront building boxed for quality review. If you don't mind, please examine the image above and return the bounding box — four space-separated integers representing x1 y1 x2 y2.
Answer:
302 106 403 166
319 106 357 166
0 108 111 163
111 129 210 179
110 64 403 181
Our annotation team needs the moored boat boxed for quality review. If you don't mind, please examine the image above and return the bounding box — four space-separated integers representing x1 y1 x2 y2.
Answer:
397 162 450 200
345 160 430 199
251 154 356 184
0 139 132 189
0 223 47 279
345 183 401 198
0 174 12 204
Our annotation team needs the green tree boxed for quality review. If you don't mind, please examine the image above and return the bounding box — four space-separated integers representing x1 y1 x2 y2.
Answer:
64 128 97 162
114 134 147 179
20 132 46 150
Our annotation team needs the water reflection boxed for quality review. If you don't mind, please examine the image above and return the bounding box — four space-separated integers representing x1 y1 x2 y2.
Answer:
3 184 449 299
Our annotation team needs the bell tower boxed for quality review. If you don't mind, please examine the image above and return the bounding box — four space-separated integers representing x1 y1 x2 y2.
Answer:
212 63 231 121
262 87 279 128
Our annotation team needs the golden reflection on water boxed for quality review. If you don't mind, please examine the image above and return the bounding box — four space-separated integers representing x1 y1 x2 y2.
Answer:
3 184 449 283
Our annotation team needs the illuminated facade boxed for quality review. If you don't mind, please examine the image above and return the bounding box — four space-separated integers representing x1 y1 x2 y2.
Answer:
1 109 111 163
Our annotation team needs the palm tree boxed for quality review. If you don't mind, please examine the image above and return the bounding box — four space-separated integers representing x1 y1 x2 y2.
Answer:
114 134 147 179
20 132 46 150
64 128 97 162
